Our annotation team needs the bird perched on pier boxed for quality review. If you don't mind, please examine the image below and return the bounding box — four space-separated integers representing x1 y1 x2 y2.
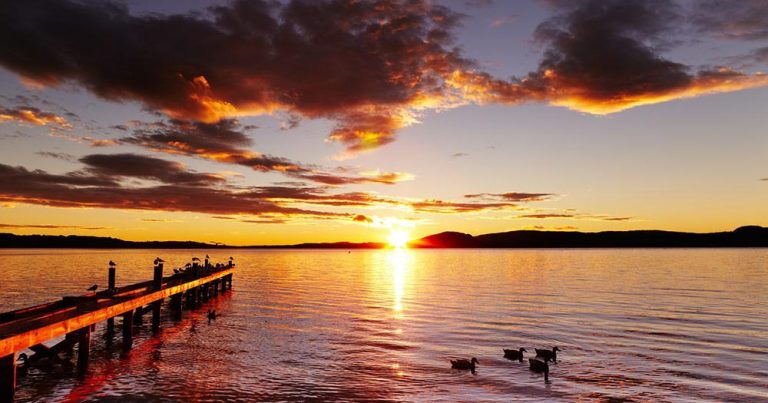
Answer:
109 260 116 267
16 353 29 376
205 254 210 259
154 257 165 265
535 347 560 363
86 284 98 292
192 257 200 262
529 358 550 383
503 347 527 362
450 357 479 373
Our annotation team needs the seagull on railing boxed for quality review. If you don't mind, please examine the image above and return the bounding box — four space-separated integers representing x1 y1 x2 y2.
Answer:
87 284 98 292
192 257 200 262
154 257 165 265
109 260 116 267
205 254 210 259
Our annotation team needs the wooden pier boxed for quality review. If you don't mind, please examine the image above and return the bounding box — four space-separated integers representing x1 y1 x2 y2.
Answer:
0 257 235 401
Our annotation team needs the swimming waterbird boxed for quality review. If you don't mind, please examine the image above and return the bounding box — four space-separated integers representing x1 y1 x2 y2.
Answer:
450 357 479 373
535 347 560 363
529 358 550 383
503 348 526 362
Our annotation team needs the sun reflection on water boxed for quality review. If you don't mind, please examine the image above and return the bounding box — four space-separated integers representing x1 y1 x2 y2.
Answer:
389 248 411 318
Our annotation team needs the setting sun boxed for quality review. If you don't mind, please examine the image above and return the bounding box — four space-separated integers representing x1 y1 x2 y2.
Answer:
387 228 411 249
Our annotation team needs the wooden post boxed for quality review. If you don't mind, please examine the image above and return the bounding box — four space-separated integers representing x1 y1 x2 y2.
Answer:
185 290 193 309
152 263 163 332
64 331 78 355
106 265 116 338
133 307 143 325
213 279 219 296
122 310 133 350
77 326 91 374
171 294 182 320
0 353 15 402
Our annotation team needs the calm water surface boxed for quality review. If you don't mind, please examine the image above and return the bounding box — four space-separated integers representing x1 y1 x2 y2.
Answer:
1 248 767 402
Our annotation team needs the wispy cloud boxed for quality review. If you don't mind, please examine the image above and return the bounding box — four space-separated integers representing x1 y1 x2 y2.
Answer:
0 105 70 128
0 156 559 220
122 119 414 185
464 192 555 202
523 225 578 231
36 151 77 162
0 223 110 230
490 15 518 28
140 218 182 223
518 212 634 221
690 0 768 41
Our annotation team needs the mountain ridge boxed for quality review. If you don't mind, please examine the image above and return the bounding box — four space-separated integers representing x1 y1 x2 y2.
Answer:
1 225 767 249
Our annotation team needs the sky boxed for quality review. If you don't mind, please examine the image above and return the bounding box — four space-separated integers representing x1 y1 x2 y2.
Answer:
0 0 766 245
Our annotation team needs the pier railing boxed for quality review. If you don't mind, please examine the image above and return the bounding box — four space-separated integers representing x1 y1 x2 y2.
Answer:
0 258 235 401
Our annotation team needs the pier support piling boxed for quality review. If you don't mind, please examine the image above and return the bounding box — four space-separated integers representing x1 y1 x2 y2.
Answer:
122 310 134 350
171 293 182 320
133 307 144 325
77 327 91 374
64 331 78 355
106 265 116 339
152 263 163 333
0 353 15 402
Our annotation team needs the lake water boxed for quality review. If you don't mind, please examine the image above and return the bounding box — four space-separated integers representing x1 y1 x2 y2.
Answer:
1 248 767 402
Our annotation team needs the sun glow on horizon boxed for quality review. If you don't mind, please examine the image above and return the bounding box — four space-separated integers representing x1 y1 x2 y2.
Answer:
387 228 411 249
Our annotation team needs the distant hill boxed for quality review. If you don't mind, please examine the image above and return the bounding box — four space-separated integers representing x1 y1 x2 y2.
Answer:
409 226 768 248
248 241 386 249
0 233 220 249
1 226 767 249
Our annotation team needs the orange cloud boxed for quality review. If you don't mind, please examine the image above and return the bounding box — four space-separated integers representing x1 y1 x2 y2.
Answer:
1 0 766 158
123 119 414 185
0 223 110 230
0 106 70 127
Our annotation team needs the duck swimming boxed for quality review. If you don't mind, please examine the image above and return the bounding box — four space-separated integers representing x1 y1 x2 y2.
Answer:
450 357 479 373
503 347 526 362
528 357 550 383
535 346 560 363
